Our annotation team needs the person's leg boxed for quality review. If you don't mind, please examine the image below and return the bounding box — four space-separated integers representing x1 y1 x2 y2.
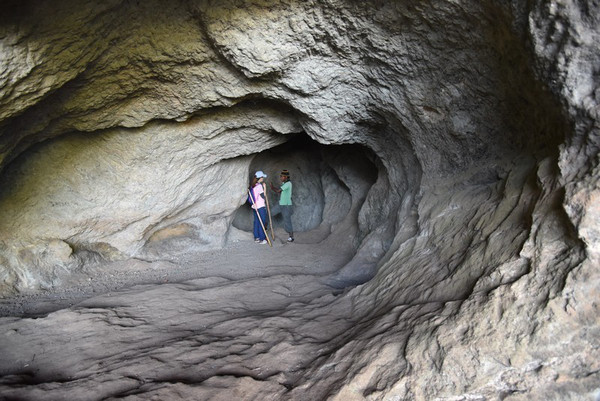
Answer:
282 206 294 241
257 207 268 241
253 209 261 241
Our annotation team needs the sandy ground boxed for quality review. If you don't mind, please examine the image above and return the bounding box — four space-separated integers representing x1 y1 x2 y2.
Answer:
0 227 354 318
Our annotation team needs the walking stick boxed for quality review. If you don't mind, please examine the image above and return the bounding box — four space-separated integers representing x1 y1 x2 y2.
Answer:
263 183 275 241
247 188 272 247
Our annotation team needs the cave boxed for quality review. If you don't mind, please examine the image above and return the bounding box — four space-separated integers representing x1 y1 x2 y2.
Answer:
0 1 599 400
233 136 378 239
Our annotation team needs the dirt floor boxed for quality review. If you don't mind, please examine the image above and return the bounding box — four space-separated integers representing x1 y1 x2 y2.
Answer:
0 226 355 317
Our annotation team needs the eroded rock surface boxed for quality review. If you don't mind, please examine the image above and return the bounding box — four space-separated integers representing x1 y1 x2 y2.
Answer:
0 0 598 400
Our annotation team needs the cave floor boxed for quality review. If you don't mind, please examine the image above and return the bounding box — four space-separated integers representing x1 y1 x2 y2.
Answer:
0 226 353 318
0 226 359 400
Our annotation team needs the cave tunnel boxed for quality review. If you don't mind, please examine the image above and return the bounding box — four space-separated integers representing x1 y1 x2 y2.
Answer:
0 0 598 400
233 134 379 242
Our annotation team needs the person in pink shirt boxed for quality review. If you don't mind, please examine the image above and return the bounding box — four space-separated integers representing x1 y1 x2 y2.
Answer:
248 170 269 244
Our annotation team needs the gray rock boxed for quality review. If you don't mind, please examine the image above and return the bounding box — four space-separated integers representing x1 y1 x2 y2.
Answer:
0 0 598 400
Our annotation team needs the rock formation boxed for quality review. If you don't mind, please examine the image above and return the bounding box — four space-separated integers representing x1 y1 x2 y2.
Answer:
0 0 598 400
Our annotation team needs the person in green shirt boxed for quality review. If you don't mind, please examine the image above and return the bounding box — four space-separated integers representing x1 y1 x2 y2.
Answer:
270 169 294 242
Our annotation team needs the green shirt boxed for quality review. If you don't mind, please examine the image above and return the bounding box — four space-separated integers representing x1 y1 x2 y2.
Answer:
279 181 292 205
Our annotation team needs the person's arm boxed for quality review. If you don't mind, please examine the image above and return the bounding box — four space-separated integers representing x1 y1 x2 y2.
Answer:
270 181 282 193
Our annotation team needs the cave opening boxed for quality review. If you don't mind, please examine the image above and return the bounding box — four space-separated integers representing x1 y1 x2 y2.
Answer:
232 134 379 247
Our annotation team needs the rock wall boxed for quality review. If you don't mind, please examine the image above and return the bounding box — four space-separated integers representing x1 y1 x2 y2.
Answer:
0 0 598 399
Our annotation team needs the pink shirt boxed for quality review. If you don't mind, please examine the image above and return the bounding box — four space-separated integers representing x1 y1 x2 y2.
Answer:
251 184 266 209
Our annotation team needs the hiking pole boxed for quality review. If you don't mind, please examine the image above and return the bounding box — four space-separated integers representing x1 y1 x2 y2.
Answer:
247 189 272 247
263 183 275 241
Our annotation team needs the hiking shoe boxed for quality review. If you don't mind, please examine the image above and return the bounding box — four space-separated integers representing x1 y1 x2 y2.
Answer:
255 239 260 243
287 237 294 242
260 240 268 244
